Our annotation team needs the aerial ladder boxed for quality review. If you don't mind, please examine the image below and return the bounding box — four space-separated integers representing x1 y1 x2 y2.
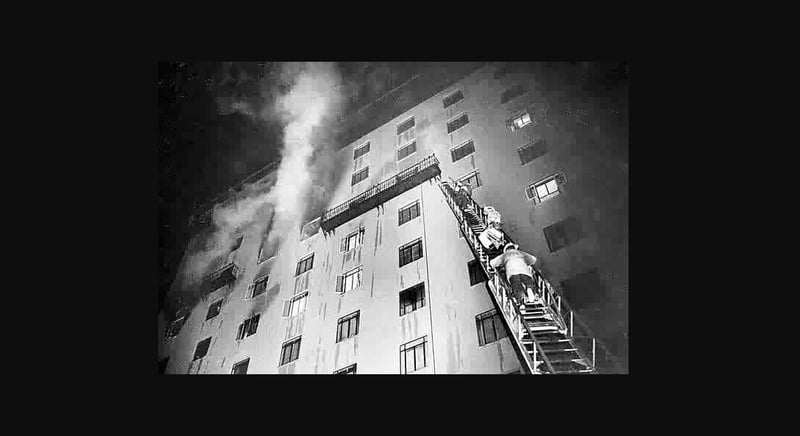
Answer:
438 178 623 374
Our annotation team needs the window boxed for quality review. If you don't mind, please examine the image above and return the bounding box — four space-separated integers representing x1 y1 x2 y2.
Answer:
336 311 360 343
400 336 428 374
399 239 423 267
193 337 212 361
340 227 365 253
443 90 464 108
507 111 531 131
525 173 566 204
476 309 508 346
280 337 301 366
450 140 475 162
500 84 526 104
398 201 420 226
397 141 417 161
301 218 320 241
397 117 416 145
282 291 308 318
458 170 482 191
334 364 357 375
399 283 425 316
230 235 244 252
353 142 370 160
295 254 314 276
236 314 260 341
206 299 223 320
517 139 548 165
351 167 369 186
231 358 250 375
258 235 279 263
446 113 469 134
248 276 269 299
335 266 363 294
543 216 583 253
166 316 186 339
468 260 488 286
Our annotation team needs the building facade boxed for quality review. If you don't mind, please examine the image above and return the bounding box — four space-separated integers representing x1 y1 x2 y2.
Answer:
158 62 629 374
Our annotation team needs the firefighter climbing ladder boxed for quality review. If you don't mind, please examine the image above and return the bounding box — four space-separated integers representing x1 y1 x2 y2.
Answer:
438 179 623 374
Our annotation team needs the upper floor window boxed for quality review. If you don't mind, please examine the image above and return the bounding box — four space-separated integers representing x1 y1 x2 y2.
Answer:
458 170 482 191
525 173 566 204
398 201 420 226
476 309 508 346
468 260 488 286
206 299 223 320
336 310 360 343
351 167 369 186
397 117 416 145
282 291 308 318
301 218 320 241
258 233 279 264
340 227 365 253
543 216 583 253
443 90 464 108
353 142 370 160
399 238 423 267
400 336 428 374
236 314 260 341
500 84 526 104
334 363 357 375
446 113 470 134
399 282 425 316
450 139 475 163
507 111 531 131
295 254 314 276
280 337 301 366
336 266 363 294
517 139 548 165
231 358 250 375
397 141 417 161
248 275 269 299
166 316 187 339
193 337 212 361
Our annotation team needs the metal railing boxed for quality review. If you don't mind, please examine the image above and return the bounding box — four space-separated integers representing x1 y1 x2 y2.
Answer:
322 154 440 223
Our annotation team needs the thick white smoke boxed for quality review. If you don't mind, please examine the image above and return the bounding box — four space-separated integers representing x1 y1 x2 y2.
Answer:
180 62 345 288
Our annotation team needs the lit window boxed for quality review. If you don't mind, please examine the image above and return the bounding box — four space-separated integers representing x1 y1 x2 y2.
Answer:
236 314 260 340
508 112 531 131
399 283 425 316
525 173 565 204
400 336 428 374
231 358 250 375
476 309 508 346
279 337 301 366
336 311 360 343
335 267 363 294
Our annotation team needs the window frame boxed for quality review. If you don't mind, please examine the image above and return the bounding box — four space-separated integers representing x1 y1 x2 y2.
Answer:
279 336 302 367
450 139 476 163
446 112 470 134
335 310 361 343
399 282 426 316
288 291 308 317
458 170 482 192
236 313 261 341
340 227 365 253
336 266 363 294
396 140 417 162
442 89 464 109
206 298 224 321
398 200 420 226
517 139 548 166
525 172 566 204
351 166 369 186
398 238 424 268
400 336 428 374
166 316 187 339
333 363 357 375
231 358 250 375
508 111 532 131
468 259 488 286
353 141 370 160
295 253 315 276
476 309 508 346
193 337 212 361
247 275 269 300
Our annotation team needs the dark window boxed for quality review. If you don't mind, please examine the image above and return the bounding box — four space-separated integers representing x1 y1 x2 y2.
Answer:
280 337 301 366
354 142 370 160
450 140 475 162
193 337 212 361
517 139 548 165
468 260 488 286
206 299 223 320
500 84 526 104
476 309 508 346
158 357 169 374
230 235 244 252
351 167 369 186
251 276 268 298
231 358 250 375
560 268 606 312
301 218 320 240
334 364 357 375
166 316 187 338
400 336 427 374
398 201 420 226
399 239 423 267
295 254 314 276
443 90 464 108
236 314 260 340
543 216 583 253
397 117 415 135
447 113 469 133
336 311 360 343
399 283 425 316
397 141 417 161
459 171 482 191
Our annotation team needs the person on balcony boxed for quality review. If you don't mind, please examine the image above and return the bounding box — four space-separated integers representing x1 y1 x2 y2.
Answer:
490 243 541 307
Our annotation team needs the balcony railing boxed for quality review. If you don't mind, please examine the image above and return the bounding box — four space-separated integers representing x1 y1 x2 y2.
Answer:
320 154 441 232
203 262 239 292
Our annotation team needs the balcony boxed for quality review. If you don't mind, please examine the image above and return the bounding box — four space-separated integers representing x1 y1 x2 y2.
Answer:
321 154 441 232
203 263 239 292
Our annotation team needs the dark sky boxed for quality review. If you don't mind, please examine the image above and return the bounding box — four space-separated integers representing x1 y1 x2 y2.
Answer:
158 62 285 312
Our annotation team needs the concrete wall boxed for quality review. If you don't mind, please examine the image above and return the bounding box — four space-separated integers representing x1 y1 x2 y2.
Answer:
159 62 628 373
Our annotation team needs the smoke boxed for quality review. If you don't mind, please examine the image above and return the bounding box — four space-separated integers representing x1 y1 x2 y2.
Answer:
179 62 347 290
